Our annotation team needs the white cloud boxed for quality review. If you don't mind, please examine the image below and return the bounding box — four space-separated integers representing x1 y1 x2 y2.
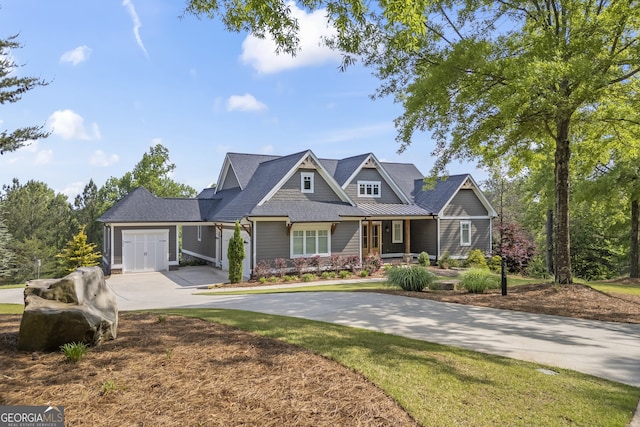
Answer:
49 109 101 140
61 182 85 200
60 45 91 65
90 150 120 167
260 144 274 154
122 0 148 57
240 2 341 74
226 94 267 112
35 149 53 165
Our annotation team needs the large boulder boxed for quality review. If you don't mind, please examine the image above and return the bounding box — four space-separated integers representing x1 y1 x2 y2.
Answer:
17 266 118 351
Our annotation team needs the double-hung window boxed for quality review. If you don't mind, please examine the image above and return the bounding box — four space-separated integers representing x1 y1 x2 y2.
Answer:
460 221 471 246
358 180 381 198
291 226 330 257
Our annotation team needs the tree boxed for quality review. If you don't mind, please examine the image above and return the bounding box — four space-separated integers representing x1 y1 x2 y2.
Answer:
56 225 101 274
1 33 49 154
227 221 245 284
0 205 16 282
73 179 105 247
187 1 640 285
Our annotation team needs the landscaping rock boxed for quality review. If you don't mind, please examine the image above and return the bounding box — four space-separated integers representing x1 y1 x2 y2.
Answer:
17 267 118 351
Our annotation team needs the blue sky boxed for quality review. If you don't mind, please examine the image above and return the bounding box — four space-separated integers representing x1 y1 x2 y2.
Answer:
0 1 487 200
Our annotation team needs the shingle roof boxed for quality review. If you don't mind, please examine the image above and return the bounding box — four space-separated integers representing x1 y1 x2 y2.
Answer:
226 152 280 189
414 174 470 214
98 187 211 223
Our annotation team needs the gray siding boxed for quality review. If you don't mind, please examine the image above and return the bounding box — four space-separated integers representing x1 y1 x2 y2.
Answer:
255 221 290 262
220 168 240 190
270 169 342 202
410 220 438 257
113 225 177 264
439 219 491 258
182 225 217 259
344 169 403 204
331 221 360 256
381 220 404 254
443 189 488 216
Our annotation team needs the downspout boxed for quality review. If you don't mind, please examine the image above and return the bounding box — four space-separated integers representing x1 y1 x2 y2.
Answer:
252 219 257 279
436 216 441 261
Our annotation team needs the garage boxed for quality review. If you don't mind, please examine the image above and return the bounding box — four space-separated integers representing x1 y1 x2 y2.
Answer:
122 230 169 273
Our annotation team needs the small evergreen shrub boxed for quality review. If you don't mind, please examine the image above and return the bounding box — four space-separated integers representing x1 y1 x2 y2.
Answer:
327 271 337 279
228 221 245 284
339 270 350 279
283 275 297 282
438 251 451 269
488 255 502 273
60 342 89 363
465 249 488 269
360 270 369 277
267 275 278 282
460 269 500 293
301 273 315 282
385 266 436 292
320 271 330 279
259 277 267 284
418 251 430 266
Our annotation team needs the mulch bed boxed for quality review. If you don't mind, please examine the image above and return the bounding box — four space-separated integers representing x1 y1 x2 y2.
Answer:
0 313 418 426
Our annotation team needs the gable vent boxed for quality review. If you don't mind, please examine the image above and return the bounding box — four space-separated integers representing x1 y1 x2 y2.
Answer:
363 158 376 168
461 178 473 189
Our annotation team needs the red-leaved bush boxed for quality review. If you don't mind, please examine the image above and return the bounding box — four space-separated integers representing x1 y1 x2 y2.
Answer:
495 222 536 275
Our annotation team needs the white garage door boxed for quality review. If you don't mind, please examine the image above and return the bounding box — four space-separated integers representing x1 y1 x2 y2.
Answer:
122 230 169 273
221 228 251 279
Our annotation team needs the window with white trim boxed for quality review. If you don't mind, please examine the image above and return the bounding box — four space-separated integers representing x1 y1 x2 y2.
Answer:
301 172 314 193
460 221 471 246
358 180 381 198
392 220 403 243
291 226 330 257
197 225 202 242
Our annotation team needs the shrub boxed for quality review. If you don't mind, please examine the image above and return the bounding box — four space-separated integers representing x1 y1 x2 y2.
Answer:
385 266 436 292
283 275 298 282
488 255 502 273
328 255 343 272
345 255 361 272
267 275 278 282
496 222 536 275
301 273 316 282
460 269 500 293
308 255 321 272
363 254 382 274
274 258 287 278
360 270 369 277
327 271 337 279
418 251 430 266
253 260 271 279
60 342 89 363
339 270 350 279
259 277 267 284
320 271 330 279
465 249 488 269
292 257 307 276
438 251 451 269
228 221 245 284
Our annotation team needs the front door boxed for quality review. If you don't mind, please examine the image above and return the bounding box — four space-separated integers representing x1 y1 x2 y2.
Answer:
362 222 381 255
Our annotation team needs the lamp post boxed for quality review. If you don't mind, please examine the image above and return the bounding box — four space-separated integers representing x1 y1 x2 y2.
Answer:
500 179 507 296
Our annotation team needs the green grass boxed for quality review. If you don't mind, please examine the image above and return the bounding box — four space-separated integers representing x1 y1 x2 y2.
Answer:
156 308 639 427
589 281 640 296
0 284 26 289
0 304 23 314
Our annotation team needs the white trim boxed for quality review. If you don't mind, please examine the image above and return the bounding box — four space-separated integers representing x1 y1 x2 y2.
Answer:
460 221 472 246
437 217 441 257
122 229 170 273
392 220 403 243
215 154 242 191
258 150 355 206
437 175 498 217
289 223 332 258
357 180 381 198
181 249 216 263
358 219 363 261
301 171 314 193
342 153 411 204
252 220 257 275
439 216 493 220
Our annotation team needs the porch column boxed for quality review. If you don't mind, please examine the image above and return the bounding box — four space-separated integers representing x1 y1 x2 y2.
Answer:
404 220 411 263
367 219 372 254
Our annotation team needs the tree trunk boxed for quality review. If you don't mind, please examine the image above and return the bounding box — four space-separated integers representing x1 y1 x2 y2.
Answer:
546 209 554 276
631 199 639 278
554 120 572 284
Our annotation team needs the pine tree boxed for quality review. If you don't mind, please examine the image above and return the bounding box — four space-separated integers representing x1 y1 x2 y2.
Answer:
227 221 245 284
0 213 16 282
57 225 101 274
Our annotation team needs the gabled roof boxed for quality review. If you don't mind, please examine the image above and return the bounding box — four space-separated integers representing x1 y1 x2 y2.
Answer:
98 187 213 223
216 152 280 190
337 153 411 204
414 174 497 216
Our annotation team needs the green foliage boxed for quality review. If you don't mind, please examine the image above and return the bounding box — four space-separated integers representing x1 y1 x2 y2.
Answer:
460 269 500 294
267 276 278 283
56 225 101 274
386 266 436 292
363 254 381 274
464 249 488 269
301 273 315 282
259 277 267 284
320 271 330 279
360 270 369 277
227 221 245 284
100 380 119 395
0 33 49 154
283 275 298 282
0 209 16 282
60 342 89 363
339 270 350 279
488 255 502 273
438 251 451 269
156 315 167 323
73 179 105 248
418 251 430 266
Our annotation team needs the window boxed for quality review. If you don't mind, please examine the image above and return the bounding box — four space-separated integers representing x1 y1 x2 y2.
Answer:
358 180 381 198
197 225 202 242
291 226 330 257
301 172 314 193
460 221 471 246
392 221 403 243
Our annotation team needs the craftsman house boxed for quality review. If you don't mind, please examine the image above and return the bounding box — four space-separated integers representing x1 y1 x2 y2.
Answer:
98 150 496 277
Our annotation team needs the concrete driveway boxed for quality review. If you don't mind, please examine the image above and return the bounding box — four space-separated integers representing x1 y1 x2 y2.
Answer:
3 266 640 389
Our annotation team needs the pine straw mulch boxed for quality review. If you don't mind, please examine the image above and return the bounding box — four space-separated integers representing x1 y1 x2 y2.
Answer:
0 313 418 427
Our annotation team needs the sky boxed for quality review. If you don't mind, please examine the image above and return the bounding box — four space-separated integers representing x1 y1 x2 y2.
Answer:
0 1 488 200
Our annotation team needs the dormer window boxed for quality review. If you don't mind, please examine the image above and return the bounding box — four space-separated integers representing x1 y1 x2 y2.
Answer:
358 181 381 198
301 172 314 193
